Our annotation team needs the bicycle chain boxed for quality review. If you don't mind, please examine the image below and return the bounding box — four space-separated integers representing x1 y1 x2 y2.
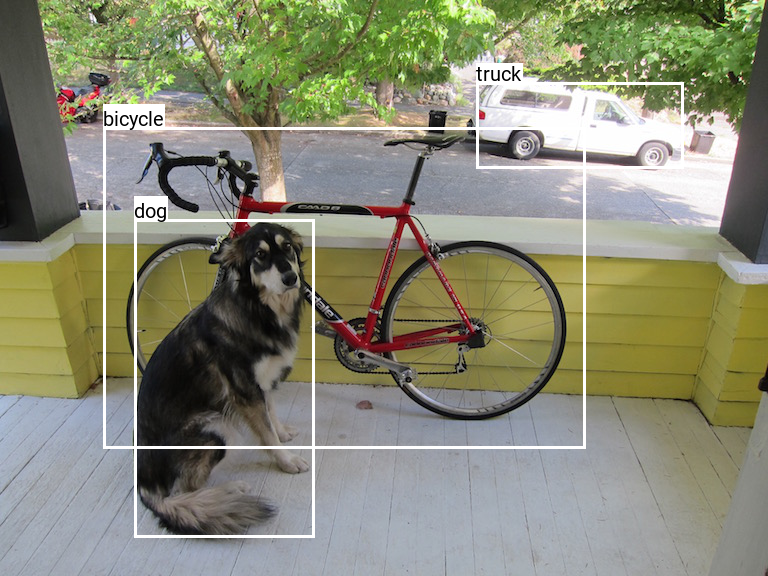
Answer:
393 318 461 323
361 369 457 375
353 317 462 375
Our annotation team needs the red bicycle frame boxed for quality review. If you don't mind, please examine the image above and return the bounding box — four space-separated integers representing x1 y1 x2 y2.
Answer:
137 137 476 357
228 194 477 354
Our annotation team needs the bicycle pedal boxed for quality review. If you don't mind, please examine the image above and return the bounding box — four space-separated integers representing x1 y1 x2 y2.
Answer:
314 321 336 339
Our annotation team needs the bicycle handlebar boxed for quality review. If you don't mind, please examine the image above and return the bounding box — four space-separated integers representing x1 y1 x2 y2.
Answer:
138 142 258 213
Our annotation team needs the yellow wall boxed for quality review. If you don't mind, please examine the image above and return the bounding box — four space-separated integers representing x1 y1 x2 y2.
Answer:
98 242 763 426
3 214 766 426
587 258 721 399
0 249 99 397
694 276 768 425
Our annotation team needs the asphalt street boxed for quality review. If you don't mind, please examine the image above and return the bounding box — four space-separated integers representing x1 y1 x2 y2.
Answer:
65 121 735 227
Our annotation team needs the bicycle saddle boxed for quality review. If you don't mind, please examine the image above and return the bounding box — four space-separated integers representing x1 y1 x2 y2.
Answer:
384 134 464 149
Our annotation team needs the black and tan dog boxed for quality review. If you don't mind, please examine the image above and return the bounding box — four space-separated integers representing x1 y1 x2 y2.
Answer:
136 223 307 535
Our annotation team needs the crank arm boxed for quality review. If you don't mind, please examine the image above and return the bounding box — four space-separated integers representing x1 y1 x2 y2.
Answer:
314 321 336 339
353 349 418 384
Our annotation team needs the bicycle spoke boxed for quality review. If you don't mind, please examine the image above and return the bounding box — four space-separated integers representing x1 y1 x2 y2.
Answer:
476 349 507 395
477 259 516 316
402 342 456 370
403 276 456 318
502 360 540 392
177 256 192 310
141 290 188 323
130 239 216 372
482 275 536 323
482 254 490 321
462 253 471 318
492 319 556 338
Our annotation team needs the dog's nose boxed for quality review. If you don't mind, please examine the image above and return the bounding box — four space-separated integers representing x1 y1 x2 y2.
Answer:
282 271 298 287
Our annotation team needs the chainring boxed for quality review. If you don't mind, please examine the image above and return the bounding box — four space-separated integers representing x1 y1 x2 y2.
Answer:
334 317 382 373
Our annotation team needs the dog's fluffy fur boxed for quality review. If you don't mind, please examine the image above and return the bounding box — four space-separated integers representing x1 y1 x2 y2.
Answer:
136 223 307 535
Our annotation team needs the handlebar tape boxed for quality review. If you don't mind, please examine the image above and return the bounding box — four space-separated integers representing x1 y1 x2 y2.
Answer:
156 156 217 213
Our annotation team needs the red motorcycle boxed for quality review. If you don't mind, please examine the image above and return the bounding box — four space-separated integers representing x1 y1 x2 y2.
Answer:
57 72 110 123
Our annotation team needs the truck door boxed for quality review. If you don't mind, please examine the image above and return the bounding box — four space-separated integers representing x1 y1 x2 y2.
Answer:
580 97 638 156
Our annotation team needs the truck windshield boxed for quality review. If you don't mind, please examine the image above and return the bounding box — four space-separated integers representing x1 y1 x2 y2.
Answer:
594 100 643 125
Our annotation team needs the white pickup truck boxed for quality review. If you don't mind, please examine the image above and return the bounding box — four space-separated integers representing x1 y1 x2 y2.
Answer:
473 83 681 166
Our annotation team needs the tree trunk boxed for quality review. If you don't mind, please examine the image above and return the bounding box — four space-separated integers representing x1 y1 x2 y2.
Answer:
375 79 394 109
243 85 286 202
188 12 289 201
245 130 286 202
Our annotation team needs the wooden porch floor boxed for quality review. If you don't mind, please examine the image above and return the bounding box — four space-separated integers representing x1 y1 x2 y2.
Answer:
0 378 750 575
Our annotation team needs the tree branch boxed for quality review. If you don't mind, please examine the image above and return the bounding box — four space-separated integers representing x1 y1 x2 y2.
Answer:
187 12 225 80
304 0 379 76
494 15 533 46
189 67 239 125
187 11 257 126
695 0 727 28
248 0 272 41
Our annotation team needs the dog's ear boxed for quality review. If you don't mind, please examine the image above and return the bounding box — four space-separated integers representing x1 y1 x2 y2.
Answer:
209 237 242 270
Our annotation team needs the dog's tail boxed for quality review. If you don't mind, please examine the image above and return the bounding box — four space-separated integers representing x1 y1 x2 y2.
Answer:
139 481 276 535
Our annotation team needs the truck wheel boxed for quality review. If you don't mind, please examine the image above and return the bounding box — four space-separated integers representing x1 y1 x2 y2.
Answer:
637 142 668 167
509 131 541 160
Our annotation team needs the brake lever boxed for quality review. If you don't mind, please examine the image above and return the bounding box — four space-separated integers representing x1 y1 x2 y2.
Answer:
137 150 154 184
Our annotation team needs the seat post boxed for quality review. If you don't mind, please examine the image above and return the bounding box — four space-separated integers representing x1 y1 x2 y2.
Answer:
403 148 432 205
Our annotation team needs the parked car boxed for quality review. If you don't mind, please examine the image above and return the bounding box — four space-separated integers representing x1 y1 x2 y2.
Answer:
472 83 681 166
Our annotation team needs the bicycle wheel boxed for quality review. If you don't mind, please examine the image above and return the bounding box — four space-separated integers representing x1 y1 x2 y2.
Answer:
380 241 566 419
126 237 219 372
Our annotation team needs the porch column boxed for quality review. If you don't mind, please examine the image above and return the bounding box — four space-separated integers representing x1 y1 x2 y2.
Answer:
0 0 79 241
719 10 768 263
708 371 768 575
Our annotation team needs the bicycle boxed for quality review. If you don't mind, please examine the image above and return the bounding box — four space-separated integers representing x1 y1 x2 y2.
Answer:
127 134 566 420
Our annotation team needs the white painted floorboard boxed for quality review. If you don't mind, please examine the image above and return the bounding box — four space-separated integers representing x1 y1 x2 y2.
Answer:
0 378 751 576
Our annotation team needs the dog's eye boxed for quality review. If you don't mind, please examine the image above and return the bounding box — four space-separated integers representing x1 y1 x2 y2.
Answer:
255 249 267 259
282 242 293 252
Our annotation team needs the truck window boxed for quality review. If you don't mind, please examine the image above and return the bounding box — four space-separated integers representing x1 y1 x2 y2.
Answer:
500 90 571 110
593 100 629 123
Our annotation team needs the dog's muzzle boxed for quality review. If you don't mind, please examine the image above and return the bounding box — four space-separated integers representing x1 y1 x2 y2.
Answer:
282 271 298 288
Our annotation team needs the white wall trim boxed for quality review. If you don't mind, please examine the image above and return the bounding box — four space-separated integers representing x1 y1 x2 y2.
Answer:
2 212 764 286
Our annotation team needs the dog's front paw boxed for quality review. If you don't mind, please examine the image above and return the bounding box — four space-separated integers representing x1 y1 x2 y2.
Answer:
276 451 310 474
277 425 300 443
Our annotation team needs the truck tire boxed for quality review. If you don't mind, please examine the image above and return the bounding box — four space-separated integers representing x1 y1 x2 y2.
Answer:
636 142 668 167
509 131 541 160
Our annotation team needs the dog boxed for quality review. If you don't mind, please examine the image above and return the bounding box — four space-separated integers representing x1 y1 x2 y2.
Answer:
136 222 307 535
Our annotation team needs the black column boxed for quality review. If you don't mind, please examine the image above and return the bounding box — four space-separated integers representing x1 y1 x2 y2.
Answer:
720 11 768 264
0 0 79 242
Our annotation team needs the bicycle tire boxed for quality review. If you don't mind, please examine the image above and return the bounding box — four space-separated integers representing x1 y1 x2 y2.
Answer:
126 237 219 372
380 241 566 420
